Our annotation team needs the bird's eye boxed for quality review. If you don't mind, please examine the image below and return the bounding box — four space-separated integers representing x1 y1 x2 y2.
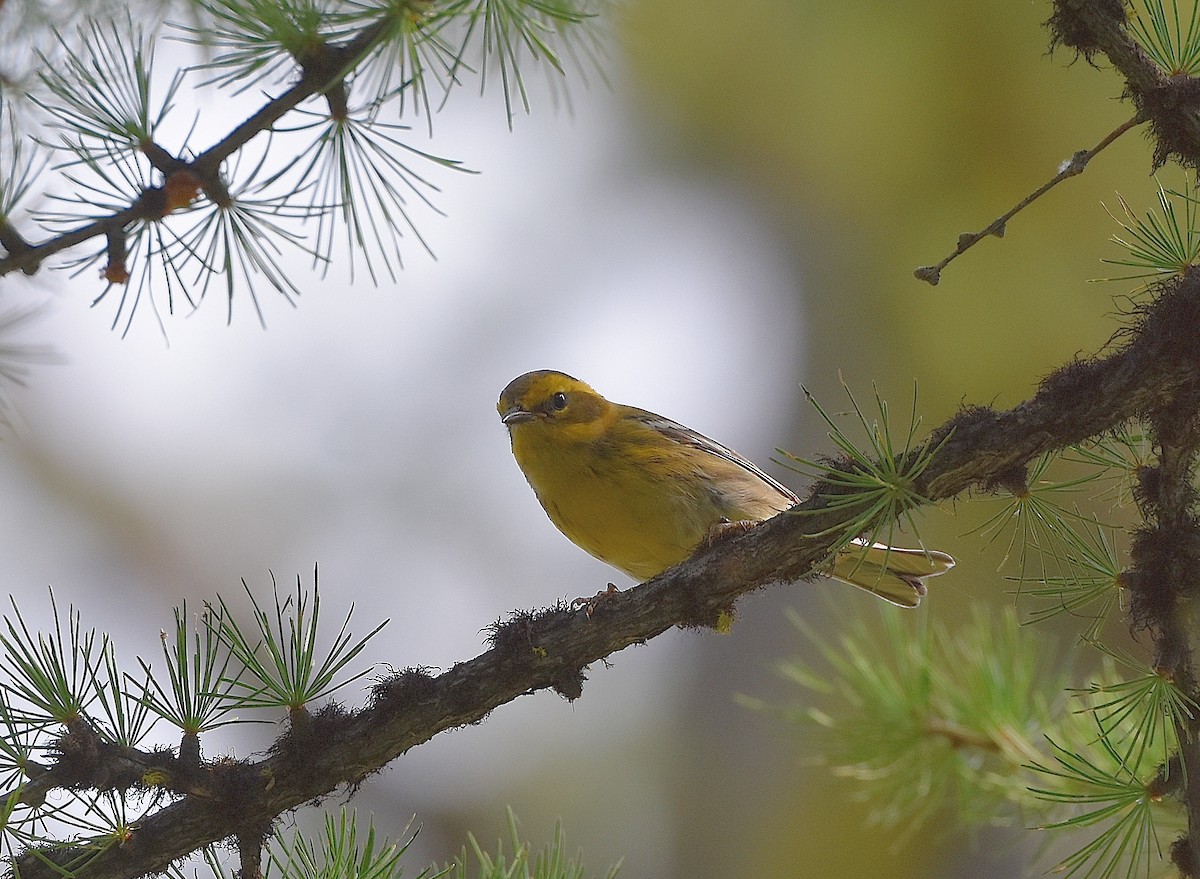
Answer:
551 391 568 411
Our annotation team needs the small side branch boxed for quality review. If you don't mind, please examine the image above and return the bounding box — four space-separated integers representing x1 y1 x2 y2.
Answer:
236 829 267 879
0 219 32 272
1138 408 1200 876
915 113 1145 285
103 226 129 285
0 14 396 281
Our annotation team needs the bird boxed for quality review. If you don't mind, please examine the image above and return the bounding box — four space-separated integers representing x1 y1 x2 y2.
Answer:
497 369 953 607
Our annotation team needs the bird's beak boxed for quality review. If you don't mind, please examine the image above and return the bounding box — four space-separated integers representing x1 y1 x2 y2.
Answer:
501 406 534 425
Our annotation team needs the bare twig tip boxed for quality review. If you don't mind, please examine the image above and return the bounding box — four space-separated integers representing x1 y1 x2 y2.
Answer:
913 265 941 285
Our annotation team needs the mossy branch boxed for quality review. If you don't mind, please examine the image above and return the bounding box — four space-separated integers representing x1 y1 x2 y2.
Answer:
10 260 1200 879
1049 0 1200 169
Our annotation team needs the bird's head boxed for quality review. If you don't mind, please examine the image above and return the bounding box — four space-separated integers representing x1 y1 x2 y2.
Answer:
497 370 612 441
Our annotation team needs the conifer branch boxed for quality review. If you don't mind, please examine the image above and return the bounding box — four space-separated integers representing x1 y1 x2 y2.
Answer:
0 11 405 280
1048 0 1200 168
9 258 1200 879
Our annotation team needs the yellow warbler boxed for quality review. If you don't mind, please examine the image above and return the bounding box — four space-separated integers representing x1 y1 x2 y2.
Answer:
497 370 953 607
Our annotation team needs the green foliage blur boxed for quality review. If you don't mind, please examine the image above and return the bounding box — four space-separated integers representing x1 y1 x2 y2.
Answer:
618 2 1172 876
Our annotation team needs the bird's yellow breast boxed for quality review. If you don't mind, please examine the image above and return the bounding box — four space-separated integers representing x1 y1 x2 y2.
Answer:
508 410 788 581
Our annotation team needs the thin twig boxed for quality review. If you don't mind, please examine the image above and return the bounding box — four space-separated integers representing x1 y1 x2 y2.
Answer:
915 113 1145 286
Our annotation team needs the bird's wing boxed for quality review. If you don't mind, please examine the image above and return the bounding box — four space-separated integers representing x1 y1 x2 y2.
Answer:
632 408 801 505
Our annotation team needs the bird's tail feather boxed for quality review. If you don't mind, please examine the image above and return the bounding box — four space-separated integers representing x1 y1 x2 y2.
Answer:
829 540 955 608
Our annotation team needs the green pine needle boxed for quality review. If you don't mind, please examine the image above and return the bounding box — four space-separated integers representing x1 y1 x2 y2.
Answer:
0 102 47 220
160 149 324 327
445 0 597 127
1028 726 1166 879
34 789 140 863
200 846 235 879
33 15 182 163
967 452 1107 587
0 589 101 726
757 605 1057 840
93 641 155 748
1071 653 1195 781
1064 424 1151 512
776 381 944 563
213 570 387 716
35 140 157 226
0 693 37 792
1097 178 1200 284
182 0 352 91
267 808 436 879
283 102 467 283
136 600 246 737
1015 518 1123 637
0 306 60 417
1127 0 1200 75
452 807 621 879
758 600 1186 875
342 0 462 127
0 784 24 858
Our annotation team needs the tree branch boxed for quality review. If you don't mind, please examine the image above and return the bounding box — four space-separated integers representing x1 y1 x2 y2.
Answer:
10 259 1200 879
1048 0 1200 168
1133 392 1200 874
0 13 399 279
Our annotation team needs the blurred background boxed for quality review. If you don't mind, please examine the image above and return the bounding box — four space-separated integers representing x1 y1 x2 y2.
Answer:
0 0 1166 876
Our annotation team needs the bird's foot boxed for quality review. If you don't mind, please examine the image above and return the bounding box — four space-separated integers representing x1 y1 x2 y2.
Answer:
699 518 758 550
571 583 620 618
